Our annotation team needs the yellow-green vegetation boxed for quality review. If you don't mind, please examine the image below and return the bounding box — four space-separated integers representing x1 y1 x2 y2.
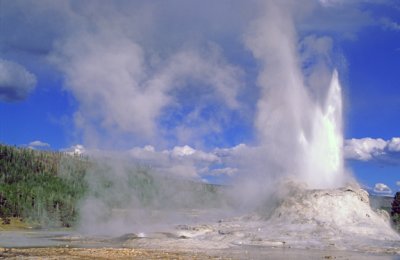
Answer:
0 144 222 229
0 217 39 230
0 144 88 227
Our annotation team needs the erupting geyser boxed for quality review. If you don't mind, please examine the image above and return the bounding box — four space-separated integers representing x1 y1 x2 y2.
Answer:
244 1 347 192
300 70 344 188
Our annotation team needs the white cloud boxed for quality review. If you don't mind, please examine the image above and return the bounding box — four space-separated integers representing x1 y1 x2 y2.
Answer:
62 144 86 156
344 138 387 161
171 145 220 163
29 140 50 147
214 143 248 157
113 136 400 180
387 137 400 152
28 140 50 149
143 145 155 152
126 144 246 179
171 145 196 157
76 135 400 181
396 181 400 187
373 183 392 194
0 59 37 102
344 137 400 164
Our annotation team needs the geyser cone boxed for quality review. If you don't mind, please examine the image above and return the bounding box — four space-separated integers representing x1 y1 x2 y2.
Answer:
126 185 400 253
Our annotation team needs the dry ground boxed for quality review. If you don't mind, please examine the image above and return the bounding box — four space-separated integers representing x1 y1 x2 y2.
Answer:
0 247 229 259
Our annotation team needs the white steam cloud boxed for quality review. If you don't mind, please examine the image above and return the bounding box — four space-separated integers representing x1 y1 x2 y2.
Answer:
52 37 242 145
0 59 37 102
39 1 246 148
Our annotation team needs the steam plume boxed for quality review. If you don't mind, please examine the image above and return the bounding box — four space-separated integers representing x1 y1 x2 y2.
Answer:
244 1 345 189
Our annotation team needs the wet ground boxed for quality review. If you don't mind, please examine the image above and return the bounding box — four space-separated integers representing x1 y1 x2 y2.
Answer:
1 229 400 259
1 246 399 259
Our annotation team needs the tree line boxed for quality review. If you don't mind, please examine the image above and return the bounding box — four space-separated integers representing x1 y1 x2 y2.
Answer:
0 144 88 227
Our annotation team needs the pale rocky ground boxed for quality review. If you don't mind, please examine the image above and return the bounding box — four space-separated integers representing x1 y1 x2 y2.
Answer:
121 186 400 254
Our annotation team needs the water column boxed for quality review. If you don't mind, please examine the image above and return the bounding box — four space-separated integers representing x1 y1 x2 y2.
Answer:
300 70 345 188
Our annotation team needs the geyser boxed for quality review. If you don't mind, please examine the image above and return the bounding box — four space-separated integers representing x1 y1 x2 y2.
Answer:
300 70 344 188
245 1 345 190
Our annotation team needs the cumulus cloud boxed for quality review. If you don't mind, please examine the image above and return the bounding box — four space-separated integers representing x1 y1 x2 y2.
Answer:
0 59 37 102
171 145 220 163
373 183 392 195
59 136 400 181
387 137 400 152
28 140 50 149
86 135 400 187
171 145 196 157
62 144 86 156
344 138 387 161
214 143 248 158
127 145 223 179
344 137 400 164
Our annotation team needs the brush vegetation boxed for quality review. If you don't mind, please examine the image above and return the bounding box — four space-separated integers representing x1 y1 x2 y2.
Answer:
0 144 221 228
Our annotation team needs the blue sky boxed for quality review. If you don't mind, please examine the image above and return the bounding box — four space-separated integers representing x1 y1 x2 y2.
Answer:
1 0 400 194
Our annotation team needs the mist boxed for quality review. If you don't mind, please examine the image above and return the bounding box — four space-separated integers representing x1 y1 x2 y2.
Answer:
66 0 350 234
